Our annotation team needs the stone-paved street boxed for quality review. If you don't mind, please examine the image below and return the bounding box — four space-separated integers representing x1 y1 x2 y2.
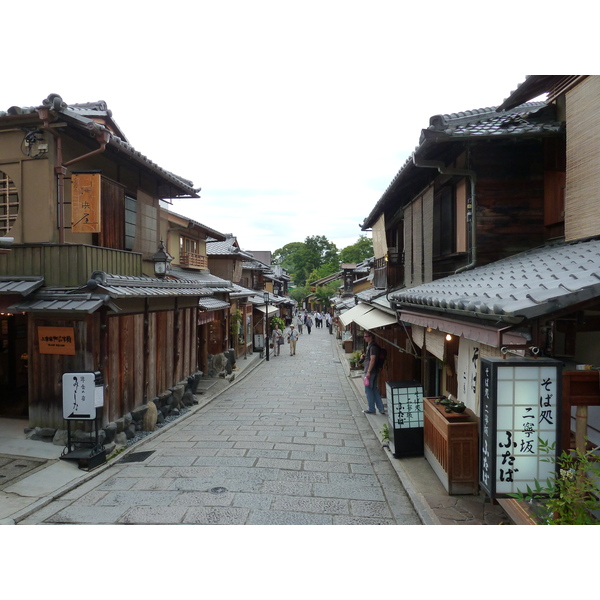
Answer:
24 323 421 525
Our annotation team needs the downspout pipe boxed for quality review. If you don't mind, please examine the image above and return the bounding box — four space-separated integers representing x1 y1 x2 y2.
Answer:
412 153 477 274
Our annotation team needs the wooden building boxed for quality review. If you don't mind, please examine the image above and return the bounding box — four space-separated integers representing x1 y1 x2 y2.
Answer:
359 76 600 500
0 93 220 428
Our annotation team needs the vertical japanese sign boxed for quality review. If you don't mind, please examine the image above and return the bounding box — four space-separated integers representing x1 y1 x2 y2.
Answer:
62 372 96 420
71 173 101 233
479 357 561 498
387 382 424 429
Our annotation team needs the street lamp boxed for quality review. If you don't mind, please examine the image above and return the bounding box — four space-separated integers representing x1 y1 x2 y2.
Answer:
152 240 172 279
263 291 270 361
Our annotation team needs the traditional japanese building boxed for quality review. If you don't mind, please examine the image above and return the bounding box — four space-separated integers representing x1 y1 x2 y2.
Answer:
0 93 221 429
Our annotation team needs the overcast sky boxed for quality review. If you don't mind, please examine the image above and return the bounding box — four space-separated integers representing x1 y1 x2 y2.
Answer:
2 2 593 255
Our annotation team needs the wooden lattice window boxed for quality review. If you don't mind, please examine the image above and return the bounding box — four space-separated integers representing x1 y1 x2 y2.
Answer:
0 170 19 235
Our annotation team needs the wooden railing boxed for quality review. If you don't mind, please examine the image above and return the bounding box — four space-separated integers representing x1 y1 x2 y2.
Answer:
179 251 208 269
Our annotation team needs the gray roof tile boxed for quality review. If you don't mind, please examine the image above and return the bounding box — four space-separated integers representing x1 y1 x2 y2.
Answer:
392 238 600 321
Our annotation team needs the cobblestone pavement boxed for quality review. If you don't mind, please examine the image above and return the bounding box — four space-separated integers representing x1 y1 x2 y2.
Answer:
23 324 421 525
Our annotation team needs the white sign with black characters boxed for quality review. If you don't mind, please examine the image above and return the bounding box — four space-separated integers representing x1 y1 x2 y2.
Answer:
479 357 561 498
386 382 424 430
62 372 97 420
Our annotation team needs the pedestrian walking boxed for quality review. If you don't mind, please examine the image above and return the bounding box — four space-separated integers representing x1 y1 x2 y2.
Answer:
296 314 303 334
271 324 284 356
306 315 313 334
362 331 386 415
287 324 299 355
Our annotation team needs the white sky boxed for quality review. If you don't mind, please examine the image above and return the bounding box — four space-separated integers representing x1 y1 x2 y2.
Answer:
1 1 595 255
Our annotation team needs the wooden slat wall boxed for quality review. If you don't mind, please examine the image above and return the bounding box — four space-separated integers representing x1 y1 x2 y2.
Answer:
28 303 199 428
472 140 545 267
565 76 600 241
99 178 125 250
404 203 413 286
28 314 100 429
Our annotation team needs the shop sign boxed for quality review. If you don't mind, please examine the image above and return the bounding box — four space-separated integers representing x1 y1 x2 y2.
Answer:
62 372 104 420
38 326 76 355
71 173 101 233
479 357 561 498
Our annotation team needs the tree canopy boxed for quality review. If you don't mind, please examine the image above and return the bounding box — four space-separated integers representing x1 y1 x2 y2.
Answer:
273 234 373 287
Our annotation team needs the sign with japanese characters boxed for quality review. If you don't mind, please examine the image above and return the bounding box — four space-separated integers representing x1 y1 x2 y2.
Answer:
62 372 100 420
479 357 561 498
386 381 424 429
38 326 76 355
71 173 101 233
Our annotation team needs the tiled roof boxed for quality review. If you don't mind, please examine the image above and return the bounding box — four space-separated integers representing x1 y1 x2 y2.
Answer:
391 238 600 322
361 101 564 230
421 102 563 141
169 266 233 289
89 272 231 298
0 94 199 198
9 292 111 314
207 238 254 259
0 276 44 296
198 297 230 310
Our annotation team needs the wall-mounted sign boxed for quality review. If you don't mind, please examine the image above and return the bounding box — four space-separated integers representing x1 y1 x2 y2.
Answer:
62 372 104 420
479 357 562 498
38 326 76 355
71 172 101 233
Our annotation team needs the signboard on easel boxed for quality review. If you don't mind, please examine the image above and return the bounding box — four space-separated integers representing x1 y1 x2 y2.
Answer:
62 372 104 420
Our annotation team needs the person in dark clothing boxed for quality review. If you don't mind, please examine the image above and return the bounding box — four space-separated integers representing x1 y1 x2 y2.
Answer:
362 331 385 415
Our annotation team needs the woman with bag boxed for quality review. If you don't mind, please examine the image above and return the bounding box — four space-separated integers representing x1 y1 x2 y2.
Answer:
271 324 284 357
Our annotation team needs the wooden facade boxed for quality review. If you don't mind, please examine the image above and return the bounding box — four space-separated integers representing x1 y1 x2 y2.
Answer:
0 94 207 429
25 298 199 429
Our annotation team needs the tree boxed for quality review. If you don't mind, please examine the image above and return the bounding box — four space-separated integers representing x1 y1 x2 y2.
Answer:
339 235 373 264
273 235 339 287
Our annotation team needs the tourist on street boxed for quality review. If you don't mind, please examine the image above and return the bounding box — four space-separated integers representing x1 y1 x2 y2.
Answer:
296 314 303 334
362 331 386 415
271 324 284 356
288 324 299 355
306 314 313 334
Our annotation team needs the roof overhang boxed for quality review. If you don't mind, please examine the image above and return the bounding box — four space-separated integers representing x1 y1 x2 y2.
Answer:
198 297 230 311
0 276 44 296
399 310 528 348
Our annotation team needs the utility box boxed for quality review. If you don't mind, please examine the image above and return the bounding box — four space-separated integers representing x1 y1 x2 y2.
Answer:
386 380 424 457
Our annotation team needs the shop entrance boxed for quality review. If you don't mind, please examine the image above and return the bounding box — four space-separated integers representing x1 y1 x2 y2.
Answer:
0 313 28 418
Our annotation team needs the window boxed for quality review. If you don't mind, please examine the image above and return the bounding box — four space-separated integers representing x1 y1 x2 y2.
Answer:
433 186 456 258
0 170 19 236
125 195 137 250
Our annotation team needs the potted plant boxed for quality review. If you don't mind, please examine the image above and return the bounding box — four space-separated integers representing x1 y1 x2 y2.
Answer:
349 350 363 369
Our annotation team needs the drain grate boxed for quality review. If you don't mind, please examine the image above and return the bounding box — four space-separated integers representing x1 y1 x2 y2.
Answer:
119 451 155 464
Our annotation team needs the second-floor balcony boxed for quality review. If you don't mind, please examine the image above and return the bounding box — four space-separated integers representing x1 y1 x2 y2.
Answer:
179 251 208 270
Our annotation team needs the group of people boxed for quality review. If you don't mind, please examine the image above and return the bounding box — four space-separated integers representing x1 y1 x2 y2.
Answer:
269 310 333 356
270 322 299 356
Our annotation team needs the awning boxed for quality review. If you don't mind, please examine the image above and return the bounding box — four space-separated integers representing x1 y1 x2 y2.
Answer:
198 297 230 310
254 304 280 316
399 310 527 348
339 303 372 327
353 307 397 330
